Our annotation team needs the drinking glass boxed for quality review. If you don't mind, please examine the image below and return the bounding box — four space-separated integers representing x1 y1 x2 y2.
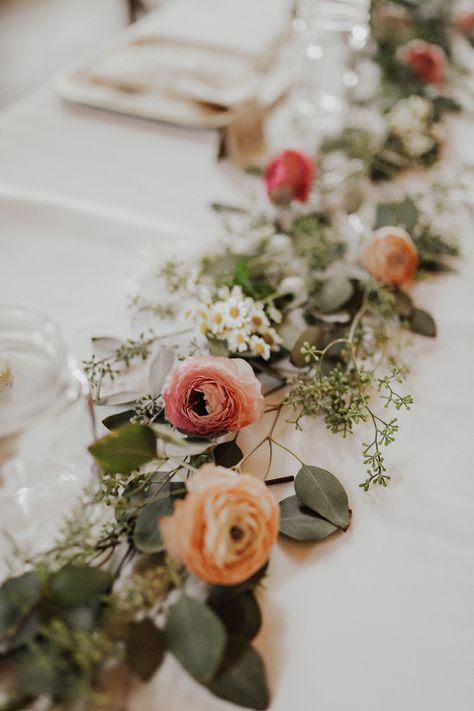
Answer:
0 305 95 577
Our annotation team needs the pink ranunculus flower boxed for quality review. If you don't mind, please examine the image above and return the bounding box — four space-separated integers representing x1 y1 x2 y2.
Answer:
456 11 474 35
162 355 264 436
396 40 447 85
265 149 315 204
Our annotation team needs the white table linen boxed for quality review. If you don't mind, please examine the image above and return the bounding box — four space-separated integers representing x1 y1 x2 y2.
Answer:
0 87 473 711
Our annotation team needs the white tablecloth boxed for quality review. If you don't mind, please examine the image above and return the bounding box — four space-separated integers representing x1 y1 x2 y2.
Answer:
0 87 473 711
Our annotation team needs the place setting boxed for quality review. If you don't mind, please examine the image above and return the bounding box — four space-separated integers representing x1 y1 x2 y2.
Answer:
1 1 473 710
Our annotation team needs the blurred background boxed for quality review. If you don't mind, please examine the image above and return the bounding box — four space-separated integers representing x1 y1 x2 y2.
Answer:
0 0 162 108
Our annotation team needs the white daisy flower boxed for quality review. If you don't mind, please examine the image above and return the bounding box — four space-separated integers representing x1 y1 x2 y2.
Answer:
249 335 271 360
227 329 250 353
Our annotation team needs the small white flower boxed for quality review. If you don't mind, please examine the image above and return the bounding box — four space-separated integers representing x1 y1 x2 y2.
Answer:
270 233 292 252
249 335 271 360
402 131 435 158
208 302 227 335
261 327 282 350
222 296 248 329
248 304 270 332
227 329 250 353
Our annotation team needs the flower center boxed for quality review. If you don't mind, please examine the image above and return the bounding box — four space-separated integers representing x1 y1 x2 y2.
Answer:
230 525 244 541
190 390 209 417
229 306 241 319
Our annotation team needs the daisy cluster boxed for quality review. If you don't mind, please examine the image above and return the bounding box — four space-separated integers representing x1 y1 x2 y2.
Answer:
184 285 282 360
387 96 440 158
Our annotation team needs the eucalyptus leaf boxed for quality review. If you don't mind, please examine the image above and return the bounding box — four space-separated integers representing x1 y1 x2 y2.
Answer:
91 336 122 356
148 347 175 395
164 594 226 683
13 647 66 697
294 465 350 530
290 326 325 368
89 423 157 474
102 409 135 431
213 440 243 468
279 496 338 542
96 391 142 407
0 572 41 654
49 565 113 608
208 637 270 710
409 308 437 338
210 591 262 641
133 497 175 553
207 564 269 605
394 290 414 318
375 197 419 232
311 276 354 314
126 619 165 681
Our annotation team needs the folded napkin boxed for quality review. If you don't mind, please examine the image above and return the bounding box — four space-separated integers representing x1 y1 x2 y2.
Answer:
85 0 290 108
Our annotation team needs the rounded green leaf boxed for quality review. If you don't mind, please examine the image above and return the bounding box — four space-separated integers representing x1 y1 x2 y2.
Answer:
213 441 243 468
211 591 262 641
0 572 41 654
209 637 270 710
295 465 350 530
164 594 226 683
290 326 326 368
49 565 112 608
126 619 165 681
279 496 339 542
89 423 157 474
312 277 354 314
409 308 436 338
133 494 179 553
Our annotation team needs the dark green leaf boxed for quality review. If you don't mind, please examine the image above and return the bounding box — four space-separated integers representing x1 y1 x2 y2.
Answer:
409 308 437 338
49 565 112 608
134 497 176 553
279 496 339 542
102 409 135 431
208 637 270 710
210 592 262 641
295 465 350 530
89 423 156 473
0 573 41 654
164 594 226 683
126 619 165 681
311 276 354 314
13 646 73 698
213 440 243 468
375 197 419 232
394 290 414 318
290 326 326 368
207 564 269 605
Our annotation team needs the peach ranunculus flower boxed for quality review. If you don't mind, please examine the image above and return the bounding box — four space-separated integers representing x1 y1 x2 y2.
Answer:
456 12 474 35
396 40 447 86
360 226 419 288
160 464 279 585
162 355 264 436
265 149 315 204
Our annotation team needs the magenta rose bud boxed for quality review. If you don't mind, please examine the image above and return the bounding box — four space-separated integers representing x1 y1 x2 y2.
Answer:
162 356 265 436
396 40 447 86
265 149 315 204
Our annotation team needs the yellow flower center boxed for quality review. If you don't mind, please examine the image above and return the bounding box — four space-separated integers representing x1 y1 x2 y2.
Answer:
229 306 240 319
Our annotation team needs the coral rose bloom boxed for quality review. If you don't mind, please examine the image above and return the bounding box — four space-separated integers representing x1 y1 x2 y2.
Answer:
396 40 447 85
162 356 264 436
265 149 315 204
160 465 279 585
360 226 419 288
456 12 474 35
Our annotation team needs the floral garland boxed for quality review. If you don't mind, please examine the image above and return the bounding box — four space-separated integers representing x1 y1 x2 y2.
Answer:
0 3 471 710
